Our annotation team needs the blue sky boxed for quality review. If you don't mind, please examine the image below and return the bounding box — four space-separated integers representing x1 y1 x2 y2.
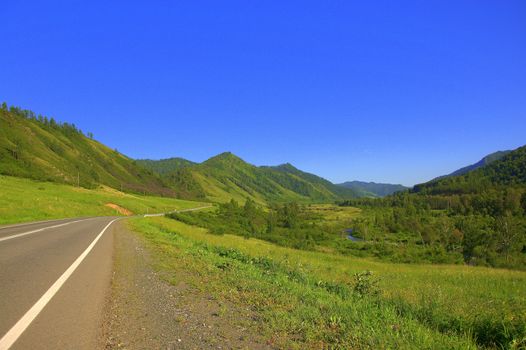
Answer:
1 1 525 186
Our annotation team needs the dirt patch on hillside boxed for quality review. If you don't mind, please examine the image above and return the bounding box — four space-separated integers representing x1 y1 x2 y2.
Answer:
105 203 133 216
103 223 270 350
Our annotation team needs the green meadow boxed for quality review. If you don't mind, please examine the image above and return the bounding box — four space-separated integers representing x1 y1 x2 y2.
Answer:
0 175 207 225
129 216 526 349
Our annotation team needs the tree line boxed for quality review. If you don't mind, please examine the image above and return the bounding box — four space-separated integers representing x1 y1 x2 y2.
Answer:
1 102 89 138
338 189 526 269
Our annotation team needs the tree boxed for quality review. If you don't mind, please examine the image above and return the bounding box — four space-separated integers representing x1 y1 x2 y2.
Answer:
278 202 300 228
454 215 493 264
243 198 257 219
266 211 277 233
494 213 523 262
352 218 371 240
521 192 526 215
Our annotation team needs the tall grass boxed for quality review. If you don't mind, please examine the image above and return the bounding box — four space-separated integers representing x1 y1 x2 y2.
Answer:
129 216 526 349
0 175 207 224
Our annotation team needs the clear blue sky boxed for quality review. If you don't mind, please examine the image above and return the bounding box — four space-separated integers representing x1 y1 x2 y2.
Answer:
1 1 525 186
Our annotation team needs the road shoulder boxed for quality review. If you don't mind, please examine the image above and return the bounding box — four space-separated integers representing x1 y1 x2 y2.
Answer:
103 220 269 349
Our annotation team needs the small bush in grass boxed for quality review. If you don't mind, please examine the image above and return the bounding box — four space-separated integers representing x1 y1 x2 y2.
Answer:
350 270 381 297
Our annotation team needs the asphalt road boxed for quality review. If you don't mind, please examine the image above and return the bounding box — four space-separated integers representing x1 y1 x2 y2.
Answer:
0 217 120 349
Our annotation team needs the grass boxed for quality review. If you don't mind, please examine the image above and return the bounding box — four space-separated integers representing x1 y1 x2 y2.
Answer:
128 216 526 349
306 203 362 223
0 175 208 225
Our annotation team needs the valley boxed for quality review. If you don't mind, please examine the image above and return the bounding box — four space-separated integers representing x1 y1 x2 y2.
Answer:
2 2 525 348
1 103 525 348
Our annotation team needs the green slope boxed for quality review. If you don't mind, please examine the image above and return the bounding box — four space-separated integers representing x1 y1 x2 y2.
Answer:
1 104 356 203
0 175 206 225
264 163 358 199
413 145 526 195
337 181 408 197
196 152 339 203
0 104 175 196
433 150 511 181
136 157 196 174
141 152 358 204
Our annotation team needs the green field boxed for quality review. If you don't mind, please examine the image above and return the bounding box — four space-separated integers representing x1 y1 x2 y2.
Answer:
129 216 526 349
0 175 208 225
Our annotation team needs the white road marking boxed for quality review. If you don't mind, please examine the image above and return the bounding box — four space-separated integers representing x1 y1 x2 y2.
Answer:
0 219 92 243
0 218 81 231
0 218 119 350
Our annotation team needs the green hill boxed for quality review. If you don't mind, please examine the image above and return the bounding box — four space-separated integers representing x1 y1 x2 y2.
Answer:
141 152 358 204
337 181 408 197
136 157 196 174
0 104 175 197
1 103 358 204
413 145 526 195
433 150 511 181
264 163 357 199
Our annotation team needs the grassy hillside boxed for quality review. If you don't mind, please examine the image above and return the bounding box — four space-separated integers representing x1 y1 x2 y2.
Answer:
337 181 408 197
265 163 357 199
136 157 196 174
0 104 175 196
140 152 358 204
0 175 207 225
129 216 526 349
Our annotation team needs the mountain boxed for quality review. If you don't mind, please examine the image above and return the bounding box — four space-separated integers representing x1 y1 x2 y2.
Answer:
1 104 358 204
136 157 196 175
337 181 408 197
0 104 176 197
413 145 526 195
140 153 358 204
434 150 511 180
264 163 357 198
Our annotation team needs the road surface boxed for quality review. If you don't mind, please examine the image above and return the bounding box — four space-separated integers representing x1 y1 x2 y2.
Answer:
0 217 119 349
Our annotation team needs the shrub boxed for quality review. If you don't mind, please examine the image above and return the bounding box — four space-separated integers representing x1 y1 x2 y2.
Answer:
349 270 381 297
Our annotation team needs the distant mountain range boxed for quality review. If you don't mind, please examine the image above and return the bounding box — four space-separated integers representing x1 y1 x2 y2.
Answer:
3 103 523 203
337 181 408 197
333 150 517 197
139 153 358 204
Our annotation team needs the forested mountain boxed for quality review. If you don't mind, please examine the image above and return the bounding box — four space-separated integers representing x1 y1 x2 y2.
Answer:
264 163 357 199
413 146 525 195
337 181 408 197
136 157 196 175
0 104 177 196
433 150 511 181
140 153 358 204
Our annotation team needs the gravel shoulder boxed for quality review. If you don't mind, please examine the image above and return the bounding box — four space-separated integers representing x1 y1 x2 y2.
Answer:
103 221 269 350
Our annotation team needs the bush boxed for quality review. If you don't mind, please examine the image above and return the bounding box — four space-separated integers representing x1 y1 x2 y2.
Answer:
349 270 381 297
